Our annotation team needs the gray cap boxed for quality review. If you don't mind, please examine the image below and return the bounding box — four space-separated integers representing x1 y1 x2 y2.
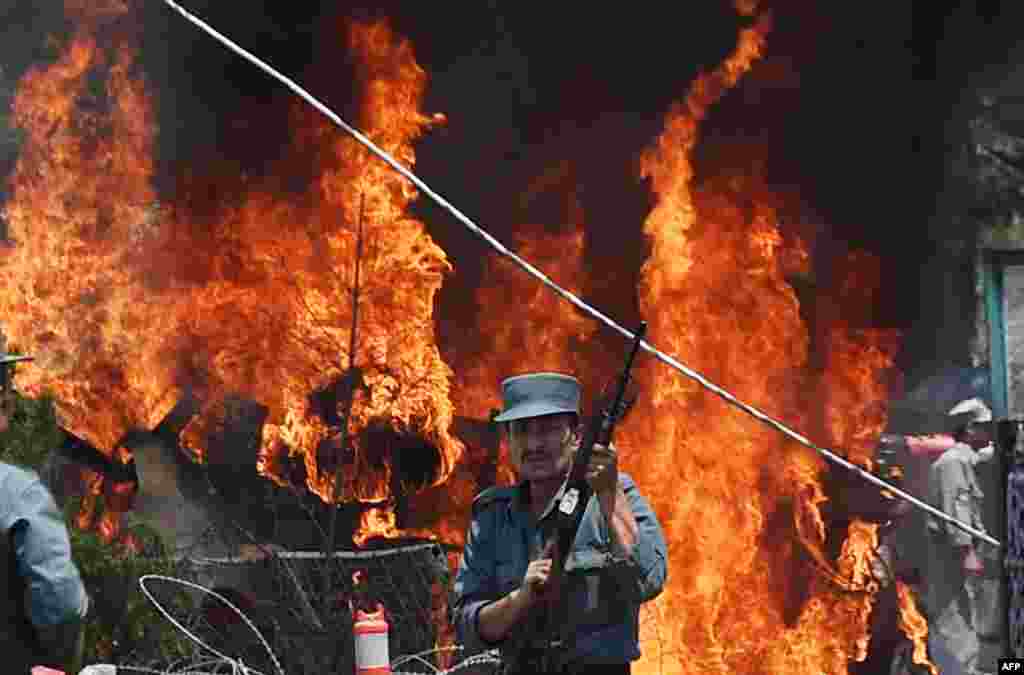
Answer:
948 397 992 427
948 397 992 422
493 372 581 423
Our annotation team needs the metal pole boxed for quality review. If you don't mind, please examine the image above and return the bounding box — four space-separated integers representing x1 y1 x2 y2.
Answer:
321 192 366 614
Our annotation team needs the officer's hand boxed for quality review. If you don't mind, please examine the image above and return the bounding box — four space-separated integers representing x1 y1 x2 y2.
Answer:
962 547 984 576
520 558 553 606
586 443 619 497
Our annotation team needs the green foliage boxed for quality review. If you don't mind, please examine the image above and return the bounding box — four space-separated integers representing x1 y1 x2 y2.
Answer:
66 505 197 666
0 390 199 668
0 390 64 470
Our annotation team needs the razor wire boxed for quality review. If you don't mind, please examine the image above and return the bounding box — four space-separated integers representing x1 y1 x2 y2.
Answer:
79 532 485 675
157 0 1000 548
140 574 285 675
179 539 449 674
93 573 501 675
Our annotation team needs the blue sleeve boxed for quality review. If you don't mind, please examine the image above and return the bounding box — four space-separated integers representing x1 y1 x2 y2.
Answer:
451 507 502 653
605 474 667 603
12 478 88 627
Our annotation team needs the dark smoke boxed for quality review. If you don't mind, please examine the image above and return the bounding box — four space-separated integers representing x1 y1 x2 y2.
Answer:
6 0 1024 531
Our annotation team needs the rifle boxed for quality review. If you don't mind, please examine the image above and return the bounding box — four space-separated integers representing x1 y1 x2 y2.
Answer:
501 322 647 675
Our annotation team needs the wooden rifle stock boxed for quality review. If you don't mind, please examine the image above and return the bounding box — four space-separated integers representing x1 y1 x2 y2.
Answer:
501 322 647 674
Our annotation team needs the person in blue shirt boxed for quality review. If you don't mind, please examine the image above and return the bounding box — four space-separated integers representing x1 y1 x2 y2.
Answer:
451 372 668 674
0 352 89 674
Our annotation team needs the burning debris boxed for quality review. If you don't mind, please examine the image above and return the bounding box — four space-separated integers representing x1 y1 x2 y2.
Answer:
0 2 465 547
0 0 955 673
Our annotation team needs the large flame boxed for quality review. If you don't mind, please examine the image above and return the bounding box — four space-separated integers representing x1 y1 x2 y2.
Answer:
2 10 167 452
3 3 913 672
434 197 600 545
457 220 596 420
620 7 898 673
439 5 902 671
2 4 461 545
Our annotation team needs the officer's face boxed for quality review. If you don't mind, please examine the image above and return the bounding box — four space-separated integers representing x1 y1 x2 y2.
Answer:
507 413 579 483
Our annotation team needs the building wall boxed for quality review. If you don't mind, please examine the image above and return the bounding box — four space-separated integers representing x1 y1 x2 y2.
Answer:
980 222 1024 417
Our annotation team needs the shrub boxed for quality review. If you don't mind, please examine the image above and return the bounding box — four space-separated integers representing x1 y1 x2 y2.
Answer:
0 391 198 669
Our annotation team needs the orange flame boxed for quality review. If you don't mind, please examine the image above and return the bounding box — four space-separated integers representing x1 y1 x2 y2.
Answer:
432 196 598 547
457 219 595 421
896 580 938 675
3 3 462 545
184 20 462 522
818 251 902 469
74 469 104 531
5 5 913 671
618 6 899 672
353 505 439 548
2 10 168 454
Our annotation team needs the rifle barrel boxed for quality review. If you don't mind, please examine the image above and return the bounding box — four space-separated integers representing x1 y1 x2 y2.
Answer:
504 322 648 674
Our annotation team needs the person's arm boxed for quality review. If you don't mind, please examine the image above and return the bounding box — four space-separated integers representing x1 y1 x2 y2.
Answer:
451 507 510 651
598 481 638 555
599 474 667 603
477 584 533 642
906 434 956 459
13 478 89 669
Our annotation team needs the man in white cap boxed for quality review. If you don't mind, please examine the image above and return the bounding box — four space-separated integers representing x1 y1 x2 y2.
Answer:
451 372 667 674
0 352 89 674
925 397 997 675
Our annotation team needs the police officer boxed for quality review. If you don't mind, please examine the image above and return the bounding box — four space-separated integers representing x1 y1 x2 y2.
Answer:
925 397 996 675
451 373 668 674
0 352 89 674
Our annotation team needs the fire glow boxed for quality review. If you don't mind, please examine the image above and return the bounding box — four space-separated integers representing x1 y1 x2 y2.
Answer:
1 2 919 673
2 6 461 545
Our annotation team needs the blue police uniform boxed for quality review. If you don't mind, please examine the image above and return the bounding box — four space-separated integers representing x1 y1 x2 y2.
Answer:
0 461 89 673
451 472 667 670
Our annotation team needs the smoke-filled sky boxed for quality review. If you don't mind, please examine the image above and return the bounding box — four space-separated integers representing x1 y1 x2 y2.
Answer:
2 0 1023 376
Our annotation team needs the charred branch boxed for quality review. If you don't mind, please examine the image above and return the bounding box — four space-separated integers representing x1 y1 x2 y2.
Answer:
56 429 135 483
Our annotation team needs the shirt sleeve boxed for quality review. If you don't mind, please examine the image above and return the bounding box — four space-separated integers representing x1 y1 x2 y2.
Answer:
603 474 668 603
933 457 974 548
12 478 89 628
450 507 502 653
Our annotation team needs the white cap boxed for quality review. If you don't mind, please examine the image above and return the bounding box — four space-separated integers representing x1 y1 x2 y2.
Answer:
948 397 993 423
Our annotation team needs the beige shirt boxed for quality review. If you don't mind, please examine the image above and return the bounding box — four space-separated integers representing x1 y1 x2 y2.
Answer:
927 442 986 548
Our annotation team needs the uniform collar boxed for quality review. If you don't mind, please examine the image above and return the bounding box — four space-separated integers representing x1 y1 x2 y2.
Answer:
512 478 568 523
